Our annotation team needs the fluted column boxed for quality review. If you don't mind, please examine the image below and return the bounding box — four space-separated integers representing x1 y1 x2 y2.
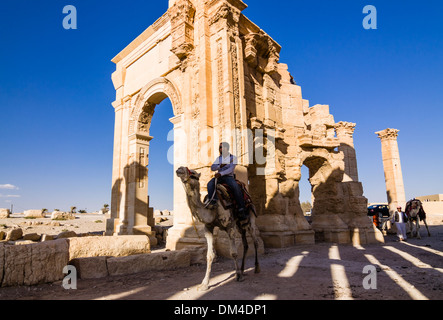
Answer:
376 128 406 213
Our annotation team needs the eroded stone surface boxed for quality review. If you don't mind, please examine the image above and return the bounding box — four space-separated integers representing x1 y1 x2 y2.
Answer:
67 235 151 260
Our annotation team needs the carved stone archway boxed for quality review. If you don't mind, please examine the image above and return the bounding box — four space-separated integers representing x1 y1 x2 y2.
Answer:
106 77 185 242
107 0 384 251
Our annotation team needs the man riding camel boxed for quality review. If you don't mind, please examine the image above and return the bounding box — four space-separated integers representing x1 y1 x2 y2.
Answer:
206 142 249 224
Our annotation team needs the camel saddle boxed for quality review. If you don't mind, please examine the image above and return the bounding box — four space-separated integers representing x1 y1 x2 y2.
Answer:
215 180 255 214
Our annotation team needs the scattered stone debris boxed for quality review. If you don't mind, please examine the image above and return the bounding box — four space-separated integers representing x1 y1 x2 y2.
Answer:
5 228 23 241
0 209 11 219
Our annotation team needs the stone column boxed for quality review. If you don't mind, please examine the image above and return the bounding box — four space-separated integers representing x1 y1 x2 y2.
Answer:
114 100 131 236
335 121 359 182
106 103 123 236
375 128 406 213
166 115 205 251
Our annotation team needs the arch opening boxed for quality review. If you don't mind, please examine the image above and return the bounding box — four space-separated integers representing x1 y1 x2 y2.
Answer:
299 165 312 221
147 98 174 213
135 95 175 246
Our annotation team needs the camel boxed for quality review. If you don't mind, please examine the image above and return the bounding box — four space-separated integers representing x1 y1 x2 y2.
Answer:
176 166 261 291
405 198 431 239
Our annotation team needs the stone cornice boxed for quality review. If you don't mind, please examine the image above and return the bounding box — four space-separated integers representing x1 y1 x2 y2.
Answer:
205 0 248 11
111 11 170 64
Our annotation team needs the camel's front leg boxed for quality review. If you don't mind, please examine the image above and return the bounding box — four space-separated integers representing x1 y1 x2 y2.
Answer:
423 219 431 237
199 225 215 291
240 229 249 275
409 220 416 238
416 220 421 239
227 227 244 282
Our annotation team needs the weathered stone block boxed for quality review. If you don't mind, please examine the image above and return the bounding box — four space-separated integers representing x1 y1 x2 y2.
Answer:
56 231 77 239
324 230 351 244
5 228 23 241
295 230 316 245
51 211 76 220
0 244 4 285
260 232 295 248
67 235 151 260
23 239 69 286
24 210 45 218
23 233 41 242
2 240 69 287
107 250 191 276
41 234 55 241
70 256 109 279
255 215 291 233
2 243 32 286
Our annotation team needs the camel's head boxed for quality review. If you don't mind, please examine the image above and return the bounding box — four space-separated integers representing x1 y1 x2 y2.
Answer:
176 167 201 186
406 199 421 216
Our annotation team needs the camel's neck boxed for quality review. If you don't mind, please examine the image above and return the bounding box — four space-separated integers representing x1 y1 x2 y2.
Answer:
184 183 215 224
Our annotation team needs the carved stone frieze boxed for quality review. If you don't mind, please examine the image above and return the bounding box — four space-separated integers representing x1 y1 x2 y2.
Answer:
138 102 156 134
169 0 196 61
216 39 225 140
209 3 241 28
243 32 280 74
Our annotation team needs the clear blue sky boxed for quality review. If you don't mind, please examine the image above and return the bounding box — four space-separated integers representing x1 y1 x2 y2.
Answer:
0 0 442 213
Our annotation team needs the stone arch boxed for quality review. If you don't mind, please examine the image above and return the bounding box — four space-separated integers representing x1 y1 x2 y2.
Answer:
298 150 350 242
108 0 383 248
107 77 184 241
130 77 183 136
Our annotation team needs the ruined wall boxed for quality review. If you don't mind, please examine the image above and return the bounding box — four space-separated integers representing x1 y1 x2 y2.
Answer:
108 0 383 251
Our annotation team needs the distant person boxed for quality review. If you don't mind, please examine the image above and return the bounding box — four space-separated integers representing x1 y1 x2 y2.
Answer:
372 213 380 229
391 206 408 241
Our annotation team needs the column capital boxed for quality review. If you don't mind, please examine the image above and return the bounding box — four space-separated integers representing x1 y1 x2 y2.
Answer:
375 128 399 140
169 114 183 126
335 121 356 136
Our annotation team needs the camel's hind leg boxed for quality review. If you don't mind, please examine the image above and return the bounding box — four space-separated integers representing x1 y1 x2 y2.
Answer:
240 228 249 275
248 214 261 274
199 225 215 291
227 227 244 282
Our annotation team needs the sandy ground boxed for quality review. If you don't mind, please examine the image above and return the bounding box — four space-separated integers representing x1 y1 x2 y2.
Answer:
0 213 108 238
0 213 442 301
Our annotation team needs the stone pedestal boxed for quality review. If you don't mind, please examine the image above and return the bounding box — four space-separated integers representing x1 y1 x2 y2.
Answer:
311 214 350 244
351 226 385 245
166 223 207 251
